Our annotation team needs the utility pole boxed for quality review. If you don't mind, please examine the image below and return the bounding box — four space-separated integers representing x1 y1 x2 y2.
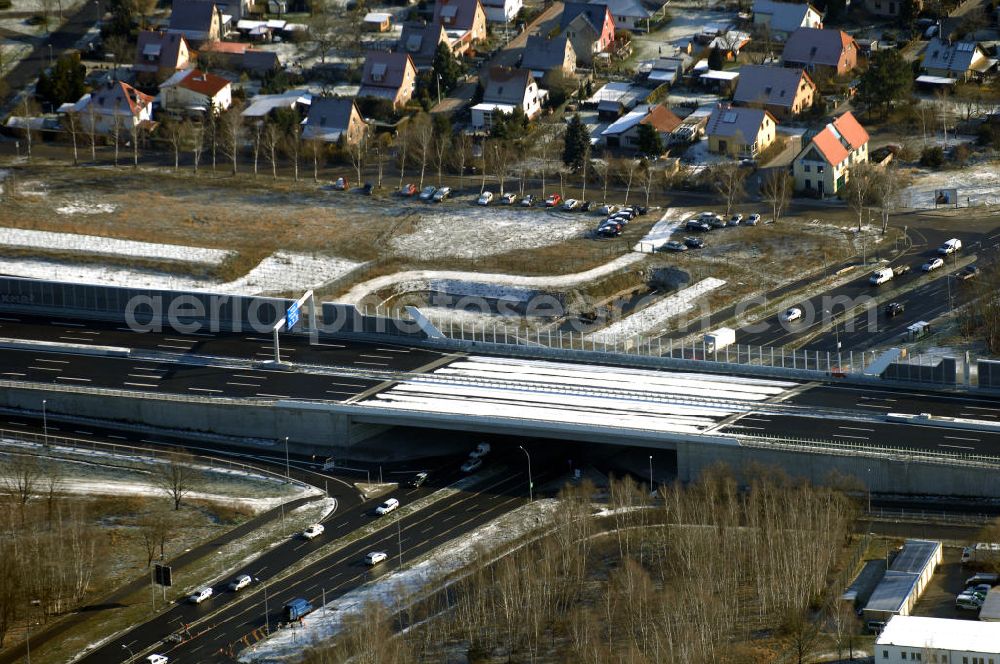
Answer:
42 399 48 446
284 436 290 481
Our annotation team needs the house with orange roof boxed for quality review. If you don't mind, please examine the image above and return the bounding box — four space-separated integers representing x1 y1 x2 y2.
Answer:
792 110 869 197
73 81 154 135
433 0 487 55
158 68 233 114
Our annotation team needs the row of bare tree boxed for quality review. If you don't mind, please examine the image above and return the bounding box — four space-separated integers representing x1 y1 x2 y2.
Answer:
302 467 858 664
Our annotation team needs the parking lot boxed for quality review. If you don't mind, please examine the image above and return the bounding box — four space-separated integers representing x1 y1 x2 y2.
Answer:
912 545 988 621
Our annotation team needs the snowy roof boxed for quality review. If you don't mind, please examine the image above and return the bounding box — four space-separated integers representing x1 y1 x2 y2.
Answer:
915 74 957 84
364 11 392 22
700 69 740 81
242 89 312 117
877 616 1000 654
602 104 651 135
752 0 820 34
472 102 517 113
705 103 771 140
922 38 986 74
590 0 650 19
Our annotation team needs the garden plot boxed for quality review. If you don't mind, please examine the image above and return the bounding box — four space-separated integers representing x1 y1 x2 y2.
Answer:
388 205 592 260
0 227 234 264
586 277 726 343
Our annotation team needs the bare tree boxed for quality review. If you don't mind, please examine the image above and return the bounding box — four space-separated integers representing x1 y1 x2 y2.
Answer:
129 116 143 168
453 132 473 188
413 114 434 189
395 123 409 190
284 124 301 182
1 453 42 523
618 158 639 204
642 160 656 207
593 158 611 204
761 168 793 223
487 139 513 196
305 138 324 181
219 105 245 175
373 131 392 189
188 120 204 174
347 131 368 187
710 161 747 217
845 161 880 231
65 112 81 165
433 130 451 186
873 164 905 234
152 451 200 510
163 119 183 170
251 122 263 177
109 111 124 167
86 104 97 161
19 97 40 160
262 122 282 180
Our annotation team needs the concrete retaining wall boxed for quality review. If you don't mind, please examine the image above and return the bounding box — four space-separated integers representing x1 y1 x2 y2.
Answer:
677 439 1000 498
978 360 1000 388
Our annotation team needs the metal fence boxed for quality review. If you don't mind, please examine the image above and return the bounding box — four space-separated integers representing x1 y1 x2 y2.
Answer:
737 433 1000 468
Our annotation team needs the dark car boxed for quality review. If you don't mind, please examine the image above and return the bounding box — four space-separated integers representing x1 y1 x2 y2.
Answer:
581 201 593 212
886 302 905 317
663 241 688 252
686 219 711 232
684 236 704 249
361 182 375 195
596 222 622 238
958 265 980 281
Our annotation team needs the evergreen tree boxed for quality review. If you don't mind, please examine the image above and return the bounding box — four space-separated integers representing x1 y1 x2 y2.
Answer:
707 47 724 71
858 49 912 119
562 113 589 171
36 53 87 108
636 122 663 158
431 42 463 93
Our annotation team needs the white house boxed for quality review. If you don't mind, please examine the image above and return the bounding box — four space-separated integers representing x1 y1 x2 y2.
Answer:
71 81 154 135
158 68 233 114
752 0 822 38
482 0 522 23
876 616 1000 663
471 67 545 131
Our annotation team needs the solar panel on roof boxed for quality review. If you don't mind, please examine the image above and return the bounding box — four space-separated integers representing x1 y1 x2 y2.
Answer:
957 42 974 51
372 63 387 76
723 111 737 123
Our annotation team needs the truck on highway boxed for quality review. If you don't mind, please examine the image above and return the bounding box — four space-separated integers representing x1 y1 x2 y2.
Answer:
870 267 894 286
703 327 736 353
283 598 315 622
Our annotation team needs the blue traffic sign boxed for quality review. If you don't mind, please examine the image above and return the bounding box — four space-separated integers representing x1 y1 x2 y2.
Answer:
286 302 300 330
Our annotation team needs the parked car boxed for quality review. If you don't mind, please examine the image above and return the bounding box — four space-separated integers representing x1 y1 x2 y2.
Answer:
618 207 637 220
461 457 483 473
728 213 743 226
684 236 704 249
966 573 1000 586
302 523 325 539
432 186 452 202
745 213 761 226
781 307 803 323
598 204 620 216
561 198 580 210
922 257 944 272
361 182 375 196
958 265 980 281
147 656 169 664
520 194 534 206
893 265 910 276
229 574 252 592
469 442 491 458
418 185 436 201
410 471 428 487
885 302 905 317
686 219 711 232
375 497 400 515
500 192 518 205
477 191 494 206
707 215 727 229
956 591 983 610
365 551 388 566
188 587 213 604
596 223 622 237
697 211 720 222
581 201 593 212
937 238 962 255
663 240 688 252
333 177 348 190
399 183 417 196
545 193 562 207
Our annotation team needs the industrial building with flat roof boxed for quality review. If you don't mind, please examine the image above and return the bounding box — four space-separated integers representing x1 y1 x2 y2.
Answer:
862 540 942 625
876 616 1000 662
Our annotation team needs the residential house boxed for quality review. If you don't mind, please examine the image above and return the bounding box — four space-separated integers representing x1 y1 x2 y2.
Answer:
363 11 392 32
792 110 869 196
433 0 487 55
733 64 816 117
199 40 280 75
646 52 692 85
357 51 418 109
134 31 191 82
922 38 994 82
482 0 522 23
471 67 545 131
301 97 367 144
242 49 280 75
521 35 576 83
752 0 822 38
709 30 751 60
781 27 857 77
157 68 233 114
242 89 312 121
167 0 224 44
864 0 921 18
560 2 615 66
600 103 682 150
705 102 776 158
74 81 154 135
592 0 653 31
400 23 450 69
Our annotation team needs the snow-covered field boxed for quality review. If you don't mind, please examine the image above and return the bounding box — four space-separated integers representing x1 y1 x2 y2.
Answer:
239 499 562 662
0 251 361 295
389 206 592 260
586 277 726 343
633 208 691 252
901 162 1000 209
0 227 234 264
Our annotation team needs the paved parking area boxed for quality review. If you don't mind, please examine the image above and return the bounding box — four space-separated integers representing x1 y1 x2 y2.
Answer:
912 545 982 621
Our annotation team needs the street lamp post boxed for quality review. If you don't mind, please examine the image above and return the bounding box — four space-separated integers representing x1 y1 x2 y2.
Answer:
25 599 40 664
519 445 533 502
648 455 653 494
284 436 290 481
255 578 270 633
42 400 48 447
121 643 134 659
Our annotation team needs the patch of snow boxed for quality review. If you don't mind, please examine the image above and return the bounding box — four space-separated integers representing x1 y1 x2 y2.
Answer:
681 138 732 173
223 251 361 295
341 253 645 304
632 208 692 252
389 205 591 260
901 162 1000 209
55 201 119 215
239 499 561 662
587 277 727 342
0 227 233 265
427 280 538 302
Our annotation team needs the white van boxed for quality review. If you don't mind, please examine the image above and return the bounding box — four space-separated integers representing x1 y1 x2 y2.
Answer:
937 238 962 255
870 268 894 286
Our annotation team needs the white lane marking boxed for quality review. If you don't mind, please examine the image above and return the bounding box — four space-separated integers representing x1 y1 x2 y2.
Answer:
227 382 262 387
961 412 997 419
834 434 869 440
6 421 27 426
859 396 896 402
109 435 127 440
34 358 69 364
857 403 892 409
359 354 393 360
944 435 980 442
232 374 263 379
740 416 772 422
74 430 93 435
731 425 765 430
2 372 26 377
77 330 101 336
838 426 875 432
124 382 159 388
355 361 388 366
939 443 975 450
964 405 1000 412
164 337 199 343
56 377 91 382
256 393 290 398
329 382 367 388
188 387 223 393
29 366 62 372
325 390 355 396
375 348 410 353
59 336 92 342
53 321 85 327
128 373 161 379
313 342 345 348
0 317 21 322
157 344 192 350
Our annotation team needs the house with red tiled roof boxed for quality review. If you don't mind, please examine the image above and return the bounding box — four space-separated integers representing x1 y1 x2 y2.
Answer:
781 27 857 78
433 0 487 55
158 68 233 114
134 31 191 83
73 81 154 135
600 103 681 150
357 51 417 109
792 110 869 196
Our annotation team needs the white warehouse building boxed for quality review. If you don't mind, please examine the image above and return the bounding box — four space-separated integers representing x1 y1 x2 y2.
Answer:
876 616 1000 663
